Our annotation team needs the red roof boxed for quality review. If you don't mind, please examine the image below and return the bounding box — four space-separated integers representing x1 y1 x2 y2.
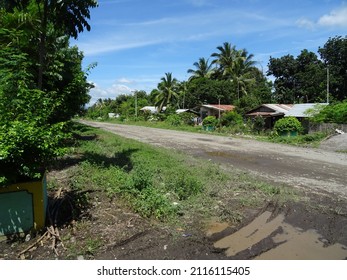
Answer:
203 104 235 111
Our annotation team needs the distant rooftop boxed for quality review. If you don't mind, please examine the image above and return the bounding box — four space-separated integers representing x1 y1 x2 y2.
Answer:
285 103 328 118
201 104 235 111
246 104 293 117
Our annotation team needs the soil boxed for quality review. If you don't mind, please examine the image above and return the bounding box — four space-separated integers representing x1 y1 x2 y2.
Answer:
1 121 347 260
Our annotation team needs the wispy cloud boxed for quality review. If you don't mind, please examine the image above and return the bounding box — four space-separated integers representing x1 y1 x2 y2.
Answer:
296 18 315 30
79 8 291 56
318 6 347 27
185 0 214 7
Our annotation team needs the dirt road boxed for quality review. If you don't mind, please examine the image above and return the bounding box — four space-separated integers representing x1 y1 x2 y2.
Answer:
79 120 347 198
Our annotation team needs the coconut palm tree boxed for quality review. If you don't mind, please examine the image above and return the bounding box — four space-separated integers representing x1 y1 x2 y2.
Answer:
231 49 256 99
154 72 179 112
211 42 239 79
187 57 214 80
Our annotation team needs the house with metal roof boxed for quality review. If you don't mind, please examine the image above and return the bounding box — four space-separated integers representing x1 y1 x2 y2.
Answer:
199 104 235 119
245 104 293 128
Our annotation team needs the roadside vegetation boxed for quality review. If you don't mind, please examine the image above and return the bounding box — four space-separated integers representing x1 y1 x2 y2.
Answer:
53 123 297 226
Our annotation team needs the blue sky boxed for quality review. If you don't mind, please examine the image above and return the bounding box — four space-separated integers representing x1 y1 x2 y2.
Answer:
72 0 347 105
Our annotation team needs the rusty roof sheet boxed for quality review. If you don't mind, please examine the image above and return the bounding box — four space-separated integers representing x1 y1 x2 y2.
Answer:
202 104 235 111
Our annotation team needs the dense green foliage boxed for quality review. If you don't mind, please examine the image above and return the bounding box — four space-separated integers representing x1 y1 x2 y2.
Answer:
268 36 347 103
274 117 303 134
0 1 97 184
318 36 347 102
310 101 347 124
202 116 218 126
220 111 243 127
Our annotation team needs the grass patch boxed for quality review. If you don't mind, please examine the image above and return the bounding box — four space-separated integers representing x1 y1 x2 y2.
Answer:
267 132 328 147
56 122 299 225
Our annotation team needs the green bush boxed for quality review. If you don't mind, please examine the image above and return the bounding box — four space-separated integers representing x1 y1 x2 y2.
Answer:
179 112 196 126
310 101 347 124
253 115 266 133
165 114 182 126
220 111 243 127
128 163 153 191
0 120 67 185
274 117 303 134
202 116 217 127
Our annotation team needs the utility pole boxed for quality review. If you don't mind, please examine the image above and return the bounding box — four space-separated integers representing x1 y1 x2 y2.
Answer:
326 66 329 104
132 89 138 119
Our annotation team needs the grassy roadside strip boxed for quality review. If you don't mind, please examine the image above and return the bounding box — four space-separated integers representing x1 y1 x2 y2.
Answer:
49 123 298 227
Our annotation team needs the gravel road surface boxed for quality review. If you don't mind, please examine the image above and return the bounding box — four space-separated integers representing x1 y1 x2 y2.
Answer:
79 120 347 198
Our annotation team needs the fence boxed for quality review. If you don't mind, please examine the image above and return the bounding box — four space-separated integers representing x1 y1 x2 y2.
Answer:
308 123 347 134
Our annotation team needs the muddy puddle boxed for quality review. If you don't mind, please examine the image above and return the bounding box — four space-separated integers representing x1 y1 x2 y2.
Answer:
209 211 347 260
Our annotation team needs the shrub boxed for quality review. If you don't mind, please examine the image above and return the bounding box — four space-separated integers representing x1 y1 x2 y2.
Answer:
220 111 243 127
253 115 266 133
128 163 153 191
179 112 196 126
274 117 303 134
202 116 218 127
165 114 182 126
310 101 347 124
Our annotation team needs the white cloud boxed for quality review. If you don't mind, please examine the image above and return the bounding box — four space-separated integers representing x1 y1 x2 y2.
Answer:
296 18 315 30
88 83 133 106
318 7 347 27
116 77 133 84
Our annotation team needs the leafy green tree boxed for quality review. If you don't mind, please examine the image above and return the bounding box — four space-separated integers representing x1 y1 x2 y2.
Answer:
0 44 66 185
294 50 326 102
319 36 347 102
0 1 96 122
267 54 297 103
0 1 98 184
185 78 235 108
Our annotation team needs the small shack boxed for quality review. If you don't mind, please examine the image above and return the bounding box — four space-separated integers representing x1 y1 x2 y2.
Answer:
200 104 235 119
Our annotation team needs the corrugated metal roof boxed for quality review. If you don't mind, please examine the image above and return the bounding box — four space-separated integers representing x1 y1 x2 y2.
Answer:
264 104 293 113
245 104 293 117
202 104 235 111
140 106 166 113
285 103 328 118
